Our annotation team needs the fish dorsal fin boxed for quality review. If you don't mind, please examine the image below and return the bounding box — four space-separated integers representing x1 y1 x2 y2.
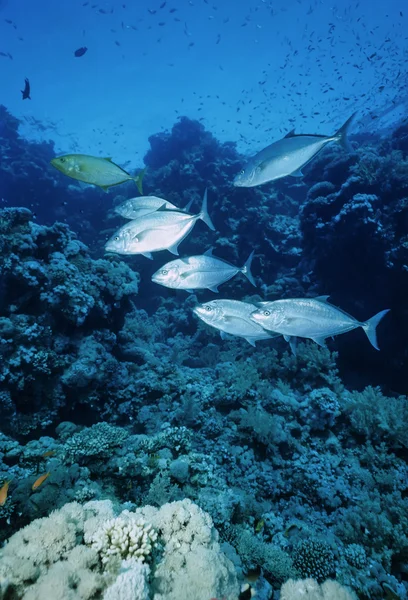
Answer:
203 247 214 257
315 295 331 303
104 157 113 161
208 285 219 293
290 169 304 178
183 199 194 212
284 128 296 138
220 331 228 340
156 203 171 212
245 337 257 347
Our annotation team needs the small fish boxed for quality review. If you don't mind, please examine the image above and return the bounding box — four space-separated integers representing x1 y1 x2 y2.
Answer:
32 472 50 491
74 46 88 57
233 113 356 187
0 481 11 506
50 154 145 193
152 248 255 292
105 189 214 259
42 450 56 458
115 195 178 219
193 299 276 346
21 77 31 100
250 296 390 350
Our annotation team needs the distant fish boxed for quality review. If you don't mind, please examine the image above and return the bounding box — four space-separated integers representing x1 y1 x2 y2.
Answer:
50 154 145 193
0 480 11 506
233 113 356 187
250 296 389 350
152 248 255 292
74 46 88 57
21 77 30 100
105 189 214 259
193 299 276 346
32 472 50 491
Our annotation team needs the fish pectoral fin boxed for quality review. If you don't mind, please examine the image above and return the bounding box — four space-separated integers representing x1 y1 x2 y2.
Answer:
311 336 327 347
141 252 153 260
257 160 269 171
185 289 195 293
99 185 110 193
290 169 304 178
220 331 228 340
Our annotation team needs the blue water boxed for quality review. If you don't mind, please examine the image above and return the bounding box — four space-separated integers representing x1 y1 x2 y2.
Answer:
0 1 408 599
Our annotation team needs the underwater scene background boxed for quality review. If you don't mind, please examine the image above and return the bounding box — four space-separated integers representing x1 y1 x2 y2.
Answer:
0 1 408 599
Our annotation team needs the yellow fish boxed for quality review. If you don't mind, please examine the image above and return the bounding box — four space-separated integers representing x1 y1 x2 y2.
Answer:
32 472 50 491
0 480 11 506
50 154 145 193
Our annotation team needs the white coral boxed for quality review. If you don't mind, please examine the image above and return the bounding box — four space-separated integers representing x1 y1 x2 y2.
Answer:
86 511 158 565
280 578 357 600
103 560 150 600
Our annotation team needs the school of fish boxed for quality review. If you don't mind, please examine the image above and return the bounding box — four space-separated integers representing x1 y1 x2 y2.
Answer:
49 113 389 355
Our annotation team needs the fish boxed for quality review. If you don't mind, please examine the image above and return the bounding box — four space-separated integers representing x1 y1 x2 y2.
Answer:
42 450 56 458
50 154 145 193
32 472 50 491
152 247 256 292
74 46 88 57
114 195 192 219
193 299 276 346
0 481 10 506
105 188 214 259
21 77 30 100
233 113 356 187
250 296 390 350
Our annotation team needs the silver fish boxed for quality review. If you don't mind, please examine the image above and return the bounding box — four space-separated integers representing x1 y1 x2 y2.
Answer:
115 196 194 220
115 196 178 219
151 248 256 292
250 296 389 350
105 189 214 259
193 299 276 346
233 113 356 188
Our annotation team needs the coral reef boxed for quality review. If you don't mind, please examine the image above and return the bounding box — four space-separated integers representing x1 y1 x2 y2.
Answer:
1 105 408 599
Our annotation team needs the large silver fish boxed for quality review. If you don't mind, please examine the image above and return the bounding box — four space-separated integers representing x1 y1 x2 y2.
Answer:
193 299 276 346
115 196 178 219
151 248 256 292
115 196 194 220
250 296 389 350
105 189 214 259
233 113 356 188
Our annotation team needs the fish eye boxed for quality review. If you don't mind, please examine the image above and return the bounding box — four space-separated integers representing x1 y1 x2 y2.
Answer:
263 310 270 316
240 169 245 175
114 236 120 241
204 306 212 312
161 269 168 275
60 158 65 163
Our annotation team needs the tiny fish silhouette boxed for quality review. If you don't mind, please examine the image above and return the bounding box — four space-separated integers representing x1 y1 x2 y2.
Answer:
74 46 88 57
21 77 30 99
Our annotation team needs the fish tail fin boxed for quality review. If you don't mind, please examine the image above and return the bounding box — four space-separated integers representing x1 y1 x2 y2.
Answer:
361 309 390 350
334 112 357 152
240 250 256 287
198 188 215 231
133 167 146 195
